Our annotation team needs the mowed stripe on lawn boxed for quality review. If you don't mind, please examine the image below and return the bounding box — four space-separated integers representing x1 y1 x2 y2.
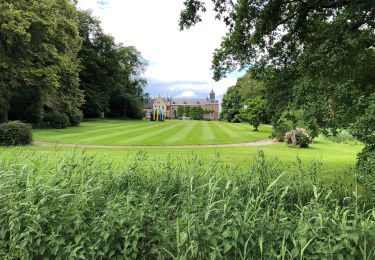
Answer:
32 119 273 146
162 121 198 144
79 122 161 144
33 121 147 141
141 122 188 145
199 121 217 143
212 122 242 139
112 121 184 145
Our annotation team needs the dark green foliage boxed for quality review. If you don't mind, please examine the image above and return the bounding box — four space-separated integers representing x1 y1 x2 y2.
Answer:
0 0 83 124
177 106 184 118
234 71 266 104
356 146 375 194
190 106 204 120
42 111 70 129
179 0 375 170
222 71 270 124
220 86 242 122
0 151 374 258
239 97 266 131
0 89 8 123
108 92 144 119
78 11 146 119
177 106 196 118
272 108 319 142
352 94 375 188
272 118 293 142
184 106 191 117
0 121 32 146
68 110 83 126
351 94 375 147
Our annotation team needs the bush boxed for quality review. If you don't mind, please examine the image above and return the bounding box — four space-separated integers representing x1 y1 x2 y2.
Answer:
0 121 32 146
272 117 293 141
325 130 360 145
273 108 319 141
68 110 83 126
284 128 313 148
43 111 70 129
356 146 375 194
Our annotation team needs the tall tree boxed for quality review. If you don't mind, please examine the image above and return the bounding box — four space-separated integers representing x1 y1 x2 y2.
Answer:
179 0 375 169
235 71 266 104
239 96 267 131
190 106 204 120
222 70 269 123
0 0 83 123
220 86 242 122
108 45 147 119
78 10 146 119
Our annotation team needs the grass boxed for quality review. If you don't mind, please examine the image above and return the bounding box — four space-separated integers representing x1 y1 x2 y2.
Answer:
0 119 370 258
29 119 364 176
32 119 272 146
0 118 363 180
0 136 363 178
1 151 374 259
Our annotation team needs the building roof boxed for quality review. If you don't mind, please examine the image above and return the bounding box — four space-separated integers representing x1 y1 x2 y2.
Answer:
169 98 218 106
144 98 155 109
144 94 219 109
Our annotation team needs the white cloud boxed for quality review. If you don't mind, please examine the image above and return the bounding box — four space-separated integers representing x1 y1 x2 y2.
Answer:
77 0 240 99
179 90 196 98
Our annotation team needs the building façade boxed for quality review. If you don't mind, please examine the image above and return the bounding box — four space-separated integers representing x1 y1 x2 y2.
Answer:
144 90 220 120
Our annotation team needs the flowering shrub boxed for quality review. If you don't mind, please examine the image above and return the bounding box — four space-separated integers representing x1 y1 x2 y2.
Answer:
284 128 313 148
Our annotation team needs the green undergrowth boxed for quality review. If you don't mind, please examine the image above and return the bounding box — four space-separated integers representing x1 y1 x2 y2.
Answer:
1 151 374 259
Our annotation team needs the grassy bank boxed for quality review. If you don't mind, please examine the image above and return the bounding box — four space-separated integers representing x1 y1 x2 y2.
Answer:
0 151 374 259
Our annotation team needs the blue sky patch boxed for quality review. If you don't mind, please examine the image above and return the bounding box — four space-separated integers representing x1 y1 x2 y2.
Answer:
96 0 110 9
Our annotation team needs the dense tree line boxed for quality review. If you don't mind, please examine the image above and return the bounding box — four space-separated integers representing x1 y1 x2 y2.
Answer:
180 0 375 172
0 0 146 127
176 106 206 120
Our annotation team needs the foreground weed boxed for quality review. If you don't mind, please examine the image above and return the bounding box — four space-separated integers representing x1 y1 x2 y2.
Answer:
0 151 374 259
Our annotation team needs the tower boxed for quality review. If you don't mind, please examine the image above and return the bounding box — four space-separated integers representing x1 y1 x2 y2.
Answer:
210 89 215 100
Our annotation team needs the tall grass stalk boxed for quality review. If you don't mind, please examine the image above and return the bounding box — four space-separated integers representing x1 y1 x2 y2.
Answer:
0 150 374 259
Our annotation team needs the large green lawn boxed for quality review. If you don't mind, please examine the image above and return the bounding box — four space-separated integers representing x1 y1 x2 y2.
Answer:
0 119 363 179
33 119 271 145
1 139 362 178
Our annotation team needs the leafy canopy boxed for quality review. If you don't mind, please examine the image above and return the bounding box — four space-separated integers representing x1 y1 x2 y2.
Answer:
0 0 83 123
78 10 147 119
180 0 375 169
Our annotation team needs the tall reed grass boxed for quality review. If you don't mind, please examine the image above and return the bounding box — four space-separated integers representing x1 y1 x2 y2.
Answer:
0 150 374 259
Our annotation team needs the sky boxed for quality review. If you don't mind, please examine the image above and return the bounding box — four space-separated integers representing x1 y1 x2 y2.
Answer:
77 0 245 101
